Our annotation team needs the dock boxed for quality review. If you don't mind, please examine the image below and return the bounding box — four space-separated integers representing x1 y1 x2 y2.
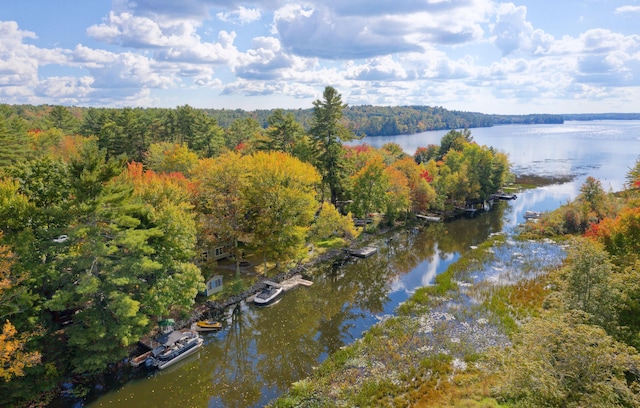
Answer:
246 274 313 303
347 246 378 258
416 214 442 222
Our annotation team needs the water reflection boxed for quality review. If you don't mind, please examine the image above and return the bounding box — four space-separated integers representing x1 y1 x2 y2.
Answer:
87 121 639 408
88 208 507 408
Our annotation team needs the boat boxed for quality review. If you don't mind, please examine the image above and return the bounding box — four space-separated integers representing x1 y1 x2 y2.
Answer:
524 210 542 219
146 330 203 370
253 284 284 306
491 192 517 200
130 350 153 368
195 320 222 331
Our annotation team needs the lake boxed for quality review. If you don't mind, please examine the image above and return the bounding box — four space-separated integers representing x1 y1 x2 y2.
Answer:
80 121 639 408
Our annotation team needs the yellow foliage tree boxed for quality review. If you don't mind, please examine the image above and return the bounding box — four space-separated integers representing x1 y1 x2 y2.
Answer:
0 243 40 382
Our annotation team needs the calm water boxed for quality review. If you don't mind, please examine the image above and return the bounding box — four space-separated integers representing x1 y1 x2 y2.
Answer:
82 121 638 408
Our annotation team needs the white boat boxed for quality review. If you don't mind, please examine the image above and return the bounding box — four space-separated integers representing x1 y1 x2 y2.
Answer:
253 284 284 306
524 210 542 219
147 330 203 370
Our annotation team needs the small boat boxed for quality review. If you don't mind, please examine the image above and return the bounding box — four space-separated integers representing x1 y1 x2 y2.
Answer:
524 210 542 219
253 284 284 306
195 320 222 331
146 330 203 370
491 193 518 200
130 350 153 368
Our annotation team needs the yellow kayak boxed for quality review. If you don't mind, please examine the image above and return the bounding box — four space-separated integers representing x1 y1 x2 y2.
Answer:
195 320 222 331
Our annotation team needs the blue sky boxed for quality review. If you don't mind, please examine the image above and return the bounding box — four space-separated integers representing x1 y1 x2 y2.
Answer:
1 0 639 114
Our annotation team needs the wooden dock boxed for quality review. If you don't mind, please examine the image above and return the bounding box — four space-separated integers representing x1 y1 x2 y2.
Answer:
347 246 378 258
416 214 442 222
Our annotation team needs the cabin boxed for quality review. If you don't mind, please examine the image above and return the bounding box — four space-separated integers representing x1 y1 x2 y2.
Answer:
199 245 232 264
203 275 223 297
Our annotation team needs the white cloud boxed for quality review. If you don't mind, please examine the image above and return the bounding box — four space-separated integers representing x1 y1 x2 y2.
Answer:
273 1 492 60
615 5 640 14
490 3 554 56
217 7 262 25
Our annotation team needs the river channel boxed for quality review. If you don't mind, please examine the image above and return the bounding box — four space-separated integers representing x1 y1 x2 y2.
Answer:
81 121 639 408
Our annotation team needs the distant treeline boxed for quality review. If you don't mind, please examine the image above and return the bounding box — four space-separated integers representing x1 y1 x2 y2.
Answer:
8 103 639 138
562 113 640 121
203 105 563 136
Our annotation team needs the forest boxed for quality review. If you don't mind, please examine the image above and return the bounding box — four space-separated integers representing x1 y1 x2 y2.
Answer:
7 102 563 138
0 87 513 406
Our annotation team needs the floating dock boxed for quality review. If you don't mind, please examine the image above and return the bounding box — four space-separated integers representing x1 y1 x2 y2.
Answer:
347 246 378 258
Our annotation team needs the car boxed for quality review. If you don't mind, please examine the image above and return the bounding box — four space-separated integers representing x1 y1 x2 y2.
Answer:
53 235 69 243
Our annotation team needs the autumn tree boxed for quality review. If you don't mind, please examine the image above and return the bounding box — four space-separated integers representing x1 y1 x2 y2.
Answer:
244 151 321 269
579 176 610 220
384 166 411 223
392 157 437 214
309 86 355 205
0 242 40 382
193 152 249 278
413 145 439 165
312 201 359 241
145 142 199 175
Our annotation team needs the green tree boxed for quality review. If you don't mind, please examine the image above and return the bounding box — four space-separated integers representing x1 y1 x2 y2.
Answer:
625 157 640 191
563 237 616 330
45 158 202 373
579 176 609 220
439 128 472 159
226 117 263 152
309 86 355 205
45 106 79 134
262 109 305 154
97 108 149 161
496 312 640 408
7 157 72 231
169 105 226 157
0 116 29 167
350 156 389 219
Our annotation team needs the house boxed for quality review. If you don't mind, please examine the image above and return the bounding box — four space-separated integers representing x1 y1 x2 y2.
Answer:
204 275 223 297
199 244 232 264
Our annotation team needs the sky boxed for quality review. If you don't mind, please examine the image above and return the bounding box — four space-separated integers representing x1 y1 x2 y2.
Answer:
1 1 640 114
